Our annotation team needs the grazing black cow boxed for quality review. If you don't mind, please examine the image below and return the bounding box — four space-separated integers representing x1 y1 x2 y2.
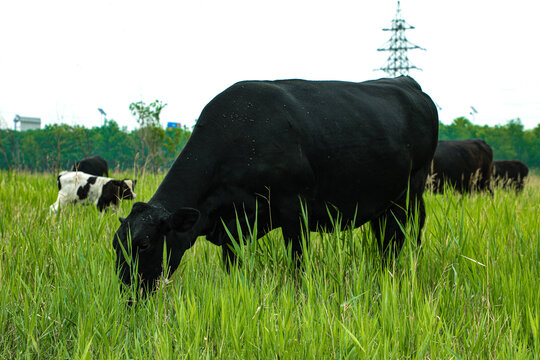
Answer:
113 76 439 295
429 139 493 193
492 159 529 192
50 171 136 213
71 155 109 177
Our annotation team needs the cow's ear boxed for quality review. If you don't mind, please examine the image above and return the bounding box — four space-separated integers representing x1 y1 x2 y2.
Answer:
168 208 200 233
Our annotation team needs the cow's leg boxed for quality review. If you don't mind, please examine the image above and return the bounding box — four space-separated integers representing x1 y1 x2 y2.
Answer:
516 178 524 194
49 199 59 214
370 200 407 262
370 170 427 264
371 193 426 263
478 165 493 195
275 198 306 267
217 218 243 271
219 202 270 270
221 243 237 271
50 193 69 214
282 225 304 266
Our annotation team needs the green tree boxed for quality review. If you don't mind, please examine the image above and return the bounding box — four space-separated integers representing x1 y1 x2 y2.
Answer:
129 100 167 173
0 130 14 171
71 125 92 158
439 117 478 140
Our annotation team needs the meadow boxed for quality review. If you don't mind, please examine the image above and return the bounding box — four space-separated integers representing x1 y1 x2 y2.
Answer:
0 170 538 359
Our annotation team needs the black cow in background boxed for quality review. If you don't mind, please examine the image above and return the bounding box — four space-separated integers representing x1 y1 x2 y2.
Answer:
112 76 439 296
429 139 493 193
71 155 109 177
492 159 529 193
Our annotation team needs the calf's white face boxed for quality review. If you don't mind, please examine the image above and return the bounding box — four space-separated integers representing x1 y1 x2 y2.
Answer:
121 180 136 200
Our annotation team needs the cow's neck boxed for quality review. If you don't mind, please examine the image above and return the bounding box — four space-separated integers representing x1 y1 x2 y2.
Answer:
148 143 216 213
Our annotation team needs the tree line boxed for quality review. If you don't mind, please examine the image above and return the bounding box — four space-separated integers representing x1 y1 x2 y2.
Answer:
0 100 192 174
0 119 191 173
0 116 539 173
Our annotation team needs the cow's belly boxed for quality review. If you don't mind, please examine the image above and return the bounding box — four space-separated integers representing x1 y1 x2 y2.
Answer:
265 152 412 230
307 175 409 228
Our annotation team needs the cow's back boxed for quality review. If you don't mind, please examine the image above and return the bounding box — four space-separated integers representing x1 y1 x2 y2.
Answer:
72 156 108 177
197 77 438 172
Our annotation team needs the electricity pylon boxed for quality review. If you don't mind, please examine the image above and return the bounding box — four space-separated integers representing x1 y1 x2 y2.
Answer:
377 1 425 77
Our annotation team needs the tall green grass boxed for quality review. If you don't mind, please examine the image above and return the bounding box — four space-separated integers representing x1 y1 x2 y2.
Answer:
0 170 538 359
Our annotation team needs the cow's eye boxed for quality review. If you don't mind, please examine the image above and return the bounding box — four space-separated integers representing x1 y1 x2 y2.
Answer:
138 237 151 251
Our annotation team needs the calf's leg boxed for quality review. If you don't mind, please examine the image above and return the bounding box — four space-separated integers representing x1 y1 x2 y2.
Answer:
49 192 70 214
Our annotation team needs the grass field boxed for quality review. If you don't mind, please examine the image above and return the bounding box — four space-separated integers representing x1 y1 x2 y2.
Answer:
0 170 539 359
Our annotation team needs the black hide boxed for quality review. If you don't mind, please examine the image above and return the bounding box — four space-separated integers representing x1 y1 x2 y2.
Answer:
430 139 493 193
72 155 109 177
492 159 529 192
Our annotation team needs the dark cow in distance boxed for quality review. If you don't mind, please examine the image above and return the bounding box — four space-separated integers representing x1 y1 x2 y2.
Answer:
429 139 493 193
50 171 136 213
492 159 529 192
72 155 109 177
113 76 439 296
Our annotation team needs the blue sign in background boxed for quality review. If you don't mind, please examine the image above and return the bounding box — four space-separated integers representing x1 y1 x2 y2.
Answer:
167 122 182 129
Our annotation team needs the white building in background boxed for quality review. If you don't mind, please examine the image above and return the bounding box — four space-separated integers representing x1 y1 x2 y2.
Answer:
13 115 41 131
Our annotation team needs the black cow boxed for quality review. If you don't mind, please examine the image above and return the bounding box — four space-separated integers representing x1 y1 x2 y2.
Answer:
113 76 439 295
492 159 529 192
429 139 493 193
72 155 109 177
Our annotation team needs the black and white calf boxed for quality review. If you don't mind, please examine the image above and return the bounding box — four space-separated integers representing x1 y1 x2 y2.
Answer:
50 171 137 213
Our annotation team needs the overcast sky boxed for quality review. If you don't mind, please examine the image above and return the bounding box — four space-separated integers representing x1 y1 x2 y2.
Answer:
1 0 539 131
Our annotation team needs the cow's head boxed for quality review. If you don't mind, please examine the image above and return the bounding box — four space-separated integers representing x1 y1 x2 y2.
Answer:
116 179 137 200
112 202 200 297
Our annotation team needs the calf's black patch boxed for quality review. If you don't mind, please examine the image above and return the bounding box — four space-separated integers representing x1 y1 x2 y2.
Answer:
77 183 91 200
97 180 121 211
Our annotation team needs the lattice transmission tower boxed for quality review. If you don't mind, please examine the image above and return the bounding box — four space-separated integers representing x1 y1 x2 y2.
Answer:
377 1 424 77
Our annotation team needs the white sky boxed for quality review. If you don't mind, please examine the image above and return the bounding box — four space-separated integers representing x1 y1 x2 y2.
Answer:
1 0 539 131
